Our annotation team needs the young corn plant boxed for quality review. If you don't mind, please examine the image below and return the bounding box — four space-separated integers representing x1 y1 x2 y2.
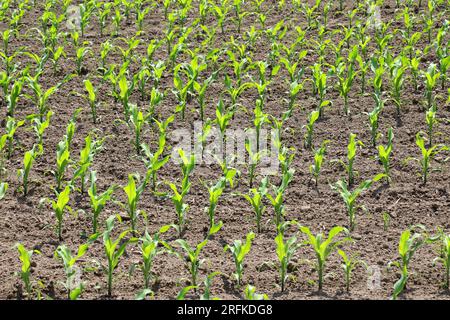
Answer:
240 178 268 233
266 169 294 227
51 185 71 241
29 110 53 146
103 215 138 297
0 182 8 200
275 222 301 292
16 243 39 300
300 226 350 291
303 110 320 150
17 145 41 196
412 133 448 185
6 78 24 117
245 138 265 188
205 178 226 228
88 171 116 233
310 140 329 188
167 222 223 290
75 46 92 75
127 104 151 154
423 64 440 110
335 54 357 116
55 242 92 300
389 226 427 300
123 173 148 235
118 75 135 120
26 74 70 121
179 148 195 192
311 63 330 118
432 233 450 290
3 117 25 159
390 61 407 117
244 285 268 300
198 271 222 301
71 135 105 194
334 133 363 187
54 139 71 192
141 115 173 191
224 232 255 287
331 174 385 231
83 79 99 124
136 226 170 293
338 249 365 293
367 93 384 147
378 128 394 183
168 182 190 237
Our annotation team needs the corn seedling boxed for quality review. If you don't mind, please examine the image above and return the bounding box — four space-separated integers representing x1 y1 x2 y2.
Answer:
412 132 448 185
29 110 53 146
168 222 223 289
123 173 148 235
17 145 41 196
136 226 170 292
54 242 92 300
6 77 24 117
103 215 138 297
16 243 39 300
331 174 385 231
205 177 226 228
367 93 384 147
303 110 320 150
422 63 440 109
72 135 105 193
377 128 394 182
240 177 268 233
54 139 71 192
275 222 300 292
266 169 294 227
51 185 71 241
0 182 7 200
200 271 221 300
338 249 365 292
310 140 329 188
335 51 358 116
389 60 407 116
334 133 363 187
75 46 92 75
300 226 350 291
179 148 195 192
88 171 116 233
83 79 99 124
389 226 427 300
432 233 450 289
244 285 268 300
3 117 25 159
141 115 173 191
168 182 190 237
311 63 330 118
26 74 71 121
118 75 135 120
224 232 255 287
245 138 265 188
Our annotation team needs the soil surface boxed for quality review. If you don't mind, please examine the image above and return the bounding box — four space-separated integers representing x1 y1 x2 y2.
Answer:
0 0 449 300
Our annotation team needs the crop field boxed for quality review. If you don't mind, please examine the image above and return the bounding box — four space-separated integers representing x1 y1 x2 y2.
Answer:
0 0 449 301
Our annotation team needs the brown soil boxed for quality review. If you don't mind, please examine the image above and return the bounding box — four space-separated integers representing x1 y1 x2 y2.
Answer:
0 0 449 300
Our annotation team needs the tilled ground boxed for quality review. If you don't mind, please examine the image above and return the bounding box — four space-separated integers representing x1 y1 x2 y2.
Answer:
0 0 449 300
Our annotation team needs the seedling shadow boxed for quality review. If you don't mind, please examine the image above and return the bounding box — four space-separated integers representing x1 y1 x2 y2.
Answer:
371 182 390 198
307 290 335 299
220 274 241 299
